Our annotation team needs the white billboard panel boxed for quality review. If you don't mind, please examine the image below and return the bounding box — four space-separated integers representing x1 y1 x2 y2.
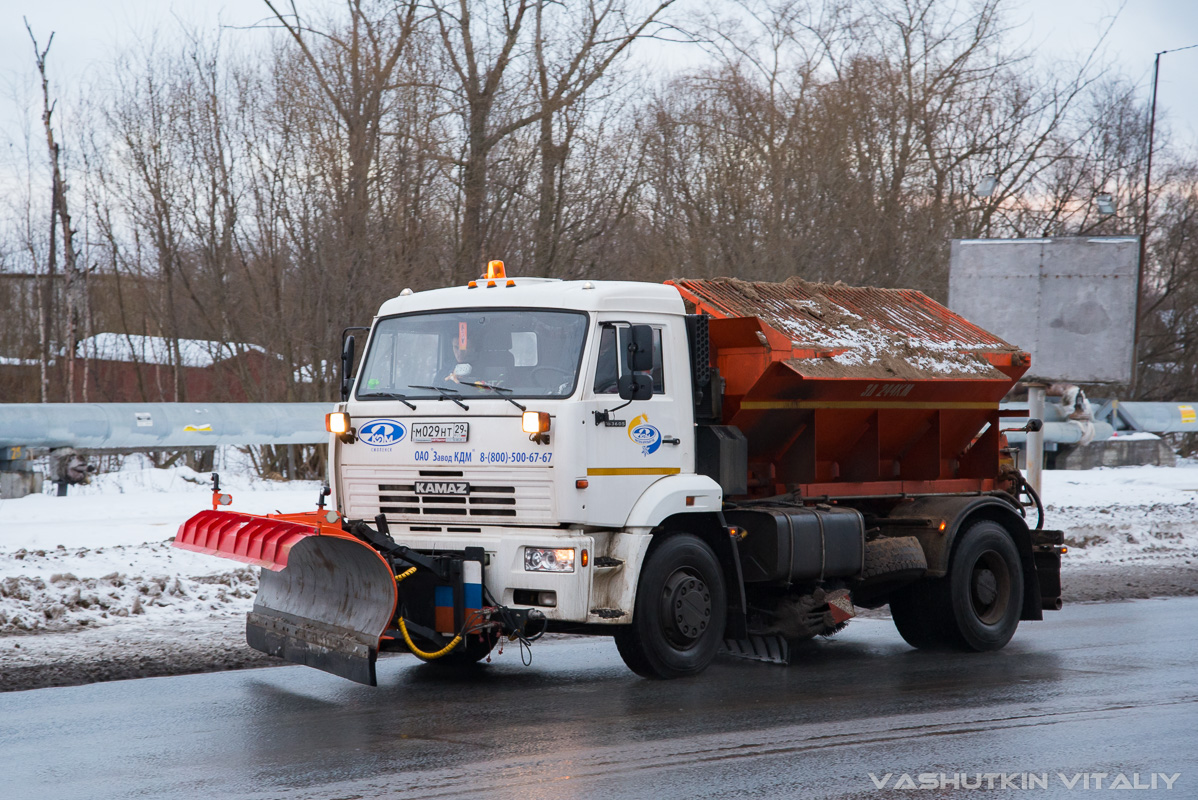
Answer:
948 236 1138 384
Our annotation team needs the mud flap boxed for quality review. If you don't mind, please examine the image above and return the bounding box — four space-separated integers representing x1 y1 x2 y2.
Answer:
722 634 789 664
1032 529 1065 612
246 535 397 686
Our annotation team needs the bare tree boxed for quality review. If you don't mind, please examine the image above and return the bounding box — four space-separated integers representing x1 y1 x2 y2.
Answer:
27 21 87 401
432 0 675 279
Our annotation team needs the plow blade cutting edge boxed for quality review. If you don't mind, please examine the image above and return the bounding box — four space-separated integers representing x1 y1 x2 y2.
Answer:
174 511 398 686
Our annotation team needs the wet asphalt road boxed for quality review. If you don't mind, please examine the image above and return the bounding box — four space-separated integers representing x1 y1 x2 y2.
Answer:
3 598 1196 800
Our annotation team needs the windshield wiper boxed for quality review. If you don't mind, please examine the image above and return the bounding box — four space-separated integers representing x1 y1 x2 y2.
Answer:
465 381 526 412
358 392 416 410
409 385 469 410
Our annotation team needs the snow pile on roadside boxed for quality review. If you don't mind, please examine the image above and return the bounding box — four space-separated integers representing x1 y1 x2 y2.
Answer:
0 564 257 634
1042 462 1198 566
0 458 318 636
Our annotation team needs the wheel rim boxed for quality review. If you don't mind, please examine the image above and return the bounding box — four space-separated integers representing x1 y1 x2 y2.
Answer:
969 549 1011 625
659 567 712 649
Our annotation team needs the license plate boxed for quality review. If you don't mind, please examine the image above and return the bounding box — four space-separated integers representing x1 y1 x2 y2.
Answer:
414 481 470 496
411 422 469 443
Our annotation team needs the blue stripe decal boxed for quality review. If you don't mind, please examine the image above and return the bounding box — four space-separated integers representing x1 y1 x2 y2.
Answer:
435 585 454 608
463 584 482 609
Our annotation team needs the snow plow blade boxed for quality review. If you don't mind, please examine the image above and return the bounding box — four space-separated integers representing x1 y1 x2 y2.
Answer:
174 511 397 686
247 534 398 686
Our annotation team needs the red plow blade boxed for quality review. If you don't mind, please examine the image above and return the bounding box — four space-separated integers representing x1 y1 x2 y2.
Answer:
173 509 315 571
173 510 398 685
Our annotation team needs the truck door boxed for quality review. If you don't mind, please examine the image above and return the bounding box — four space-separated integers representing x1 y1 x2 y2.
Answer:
582 318 692 526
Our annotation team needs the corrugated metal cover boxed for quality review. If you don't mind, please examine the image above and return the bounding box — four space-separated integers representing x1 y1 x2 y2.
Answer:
671 277 1020 381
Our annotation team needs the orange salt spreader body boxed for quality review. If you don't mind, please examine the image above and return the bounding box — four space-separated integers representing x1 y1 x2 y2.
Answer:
668 277 1029 501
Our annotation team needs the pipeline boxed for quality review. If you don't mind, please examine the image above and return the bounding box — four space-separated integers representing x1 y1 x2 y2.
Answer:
0 402 331 449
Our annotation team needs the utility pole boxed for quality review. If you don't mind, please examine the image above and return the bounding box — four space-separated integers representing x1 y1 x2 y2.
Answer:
1131 43 1198 397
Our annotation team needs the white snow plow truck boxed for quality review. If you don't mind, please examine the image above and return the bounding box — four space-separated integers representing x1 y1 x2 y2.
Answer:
175 262 1063 685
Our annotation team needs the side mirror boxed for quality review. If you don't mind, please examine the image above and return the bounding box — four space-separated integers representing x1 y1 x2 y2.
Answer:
618 372 653 401
341 335 356 401
625 325 654 373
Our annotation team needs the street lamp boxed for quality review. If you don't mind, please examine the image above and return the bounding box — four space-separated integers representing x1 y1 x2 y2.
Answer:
1096 193 1116 216
1132 43 1198 396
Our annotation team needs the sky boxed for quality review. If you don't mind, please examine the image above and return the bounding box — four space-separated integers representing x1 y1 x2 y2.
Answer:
2 0 1197 150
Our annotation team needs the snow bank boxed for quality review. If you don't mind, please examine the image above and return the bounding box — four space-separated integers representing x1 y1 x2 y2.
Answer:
1042 462 1198 566
0 458 318 635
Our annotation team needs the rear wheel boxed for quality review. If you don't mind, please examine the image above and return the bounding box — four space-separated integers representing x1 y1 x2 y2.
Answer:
614 534 727 679
851 536 928 608
890 520 1023 651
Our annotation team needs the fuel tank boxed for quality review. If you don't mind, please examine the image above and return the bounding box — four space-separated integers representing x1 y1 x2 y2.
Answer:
727 505 865 583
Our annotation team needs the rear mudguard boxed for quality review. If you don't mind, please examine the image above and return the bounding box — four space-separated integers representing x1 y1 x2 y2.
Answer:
175 510 397 686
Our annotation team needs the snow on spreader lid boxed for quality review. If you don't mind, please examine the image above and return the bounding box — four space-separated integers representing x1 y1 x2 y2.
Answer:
669 277 1024 381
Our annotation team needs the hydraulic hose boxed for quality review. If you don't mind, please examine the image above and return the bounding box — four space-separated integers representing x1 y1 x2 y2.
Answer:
393 565 463 659
397 617 463 660
1022 476 1045 531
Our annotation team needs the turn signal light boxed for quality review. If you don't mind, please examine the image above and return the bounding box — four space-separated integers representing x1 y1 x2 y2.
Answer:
522 410 550 434
326 412 351 434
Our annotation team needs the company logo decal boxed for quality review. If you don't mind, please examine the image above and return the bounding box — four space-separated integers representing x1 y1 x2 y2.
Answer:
359 419 406 447
628 414 662 455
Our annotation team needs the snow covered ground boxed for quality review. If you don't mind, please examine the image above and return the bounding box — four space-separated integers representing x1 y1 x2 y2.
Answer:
0 455 319 636
1041 462 1198 565
0 455 1196 690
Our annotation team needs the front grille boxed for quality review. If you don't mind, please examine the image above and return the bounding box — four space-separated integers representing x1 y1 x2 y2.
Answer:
342 465 555 525
377 483 518 517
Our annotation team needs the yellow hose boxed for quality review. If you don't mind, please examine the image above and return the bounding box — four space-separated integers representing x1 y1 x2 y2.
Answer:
398 617 463 660
393 566 462 659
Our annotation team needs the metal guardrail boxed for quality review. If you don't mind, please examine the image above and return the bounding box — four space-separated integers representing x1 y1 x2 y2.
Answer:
0 403 332 450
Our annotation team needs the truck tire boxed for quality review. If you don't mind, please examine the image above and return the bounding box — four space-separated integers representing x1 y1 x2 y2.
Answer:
890 520 1023 652
614 534 727 679
888 579 950 648
851 536 927 607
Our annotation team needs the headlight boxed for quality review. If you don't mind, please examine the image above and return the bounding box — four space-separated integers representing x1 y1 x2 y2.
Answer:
524 547 574 573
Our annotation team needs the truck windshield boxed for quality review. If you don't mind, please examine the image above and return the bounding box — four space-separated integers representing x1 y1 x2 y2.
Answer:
356 309 589 400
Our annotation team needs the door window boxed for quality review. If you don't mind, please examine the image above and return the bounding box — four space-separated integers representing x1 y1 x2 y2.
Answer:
593 325 665 394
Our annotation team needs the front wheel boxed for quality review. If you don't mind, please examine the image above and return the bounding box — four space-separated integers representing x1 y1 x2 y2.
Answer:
614 534 727 679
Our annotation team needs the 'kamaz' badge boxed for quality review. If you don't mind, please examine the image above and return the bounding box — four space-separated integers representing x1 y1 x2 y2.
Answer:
359 419 406 447
628 414 662 455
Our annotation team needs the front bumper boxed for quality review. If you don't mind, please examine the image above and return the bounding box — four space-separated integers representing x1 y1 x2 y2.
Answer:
391 526 596 623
